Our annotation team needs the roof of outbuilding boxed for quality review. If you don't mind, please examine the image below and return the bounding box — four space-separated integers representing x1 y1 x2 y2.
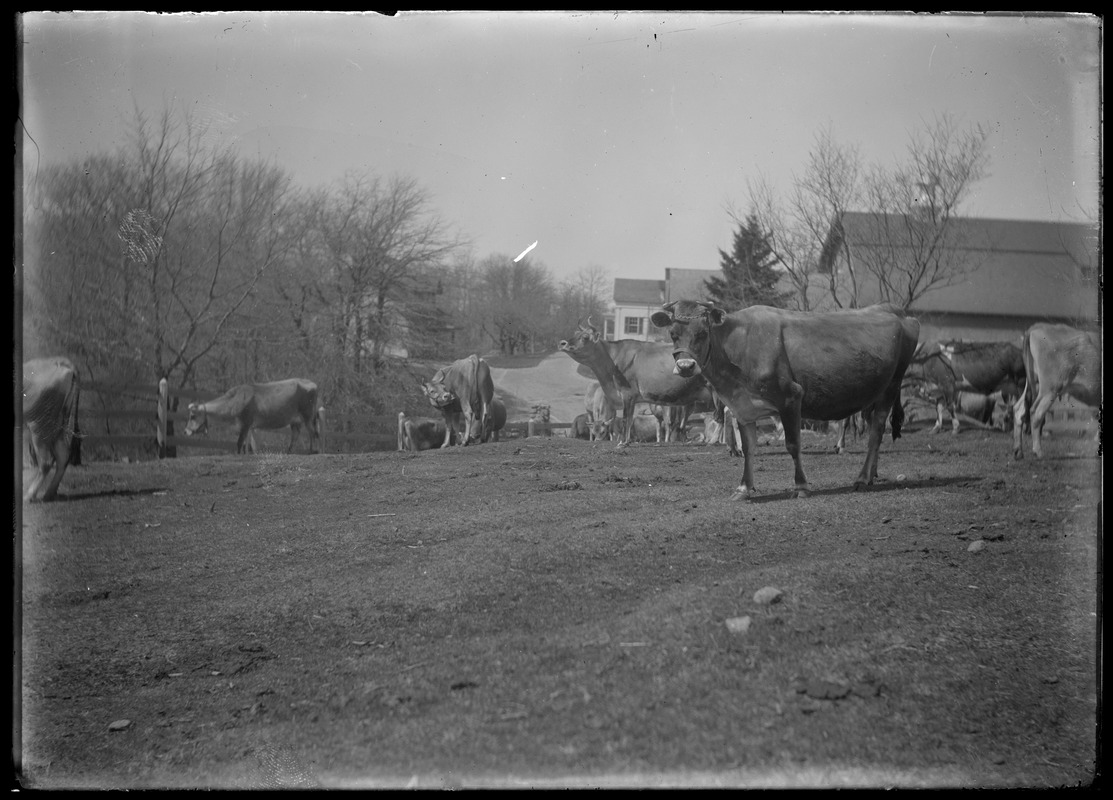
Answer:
614 278 665 305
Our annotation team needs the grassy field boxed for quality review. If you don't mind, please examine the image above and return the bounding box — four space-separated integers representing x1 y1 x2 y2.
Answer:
17 413 1100 789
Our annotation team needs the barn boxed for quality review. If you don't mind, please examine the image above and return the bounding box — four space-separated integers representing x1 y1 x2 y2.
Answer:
818 212 1100 345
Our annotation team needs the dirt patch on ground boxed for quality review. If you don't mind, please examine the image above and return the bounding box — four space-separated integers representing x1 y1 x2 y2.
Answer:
17 400 1100 789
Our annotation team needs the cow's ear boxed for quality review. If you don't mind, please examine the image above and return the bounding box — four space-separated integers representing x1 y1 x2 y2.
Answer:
708 308 726 326
650 310 673 328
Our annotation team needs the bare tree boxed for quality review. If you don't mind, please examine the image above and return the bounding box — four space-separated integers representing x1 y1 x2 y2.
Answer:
476 255 556 355
27 105 296 391
309 172 464 373
738 115 991 313
849 113 992 309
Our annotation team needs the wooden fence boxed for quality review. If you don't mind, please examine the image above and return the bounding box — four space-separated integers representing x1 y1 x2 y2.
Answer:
70 380 1100 462
75 380 574 461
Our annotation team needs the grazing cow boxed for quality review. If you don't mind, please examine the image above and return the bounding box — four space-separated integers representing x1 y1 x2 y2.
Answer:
397 411 455 451
184 379 324 455
527 404 552 438
557 321 714 445
571 413 592 440
22 357 81 502
585 382 617 442
910 340 1026 435
1013 323 1102 459
651 301 919 500
422 355 494 446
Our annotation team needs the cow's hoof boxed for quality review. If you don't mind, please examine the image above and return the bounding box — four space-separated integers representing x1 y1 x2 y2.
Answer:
729 488 753 502
852 481 869 492
794 487 810 499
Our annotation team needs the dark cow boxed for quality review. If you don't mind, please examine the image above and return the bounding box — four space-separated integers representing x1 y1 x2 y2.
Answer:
1013 323 1102 459
22 357 81 502
571 413 592 440
422 355 494 446
487 398 507 442
397 411 455 451
910 340 1026 435
184 379 324 454
651 301 920 500
557 321 714 446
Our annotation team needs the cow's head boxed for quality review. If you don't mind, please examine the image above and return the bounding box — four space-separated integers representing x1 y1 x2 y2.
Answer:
422 379 456 410
184 403 208 436
557 319 601 359
650 300 726 377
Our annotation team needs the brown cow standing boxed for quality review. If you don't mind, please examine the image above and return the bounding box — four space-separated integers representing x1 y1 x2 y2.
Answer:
22 357 81 502
910 340 1026 435
652 301 920 501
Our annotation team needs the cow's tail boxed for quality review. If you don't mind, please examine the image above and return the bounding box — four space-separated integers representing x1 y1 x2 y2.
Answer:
68 366 82 466
314 406 326 453
1019 329 1037 434
889 396 905 441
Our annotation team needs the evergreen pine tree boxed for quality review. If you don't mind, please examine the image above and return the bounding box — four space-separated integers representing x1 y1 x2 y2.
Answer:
705 213 789 312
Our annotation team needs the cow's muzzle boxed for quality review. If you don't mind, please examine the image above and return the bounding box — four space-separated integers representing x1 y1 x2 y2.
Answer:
673 352 701 377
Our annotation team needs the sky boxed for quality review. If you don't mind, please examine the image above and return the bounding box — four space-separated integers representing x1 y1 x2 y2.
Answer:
18 11 1101 285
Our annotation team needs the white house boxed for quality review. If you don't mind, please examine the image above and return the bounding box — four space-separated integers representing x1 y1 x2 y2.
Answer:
608 268 719 342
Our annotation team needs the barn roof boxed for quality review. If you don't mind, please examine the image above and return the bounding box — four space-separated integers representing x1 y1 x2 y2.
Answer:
821 212 1099 322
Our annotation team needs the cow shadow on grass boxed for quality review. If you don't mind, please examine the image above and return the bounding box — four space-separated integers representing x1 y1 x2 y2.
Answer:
746 474 983 504
51 487 170 502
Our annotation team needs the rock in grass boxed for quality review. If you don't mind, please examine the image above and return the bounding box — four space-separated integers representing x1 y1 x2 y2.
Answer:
108 719 132 732
753 586 783 605
725 616 752 634
967 540 987 553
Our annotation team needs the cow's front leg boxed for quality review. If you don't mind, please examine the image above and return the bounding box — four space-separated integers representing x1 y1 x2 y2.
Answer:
729 422 760 501
950 403 961 435
440 413 453 449
930 400 944 434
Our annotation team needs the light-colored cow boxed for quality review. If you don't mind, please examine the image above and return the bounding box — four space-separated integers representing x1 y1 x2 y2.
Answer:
184 379 324 454
422 355 494 446
1013 323 1101 459
22 357 81 502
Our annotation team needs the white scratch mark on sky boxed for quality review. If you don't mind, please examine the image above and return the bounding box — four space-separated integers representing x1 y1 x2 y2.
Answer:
513 241 538 262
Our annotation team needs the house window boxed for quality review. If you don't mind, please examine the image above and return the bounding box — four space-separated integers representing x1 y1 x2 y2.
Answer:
624 316 645 336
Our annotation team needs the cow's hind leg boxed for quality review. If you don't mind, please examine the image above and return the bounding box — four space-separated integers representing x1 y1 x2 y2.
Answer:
778 403 810 498
287 421 303 454
854 404 888 489
40 437 72 501
24 441 51 502
1028 392 1055 458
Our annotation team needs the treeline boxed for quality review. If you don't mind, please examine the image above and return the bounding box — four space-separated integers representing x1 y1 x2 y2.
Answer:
21 106 611 435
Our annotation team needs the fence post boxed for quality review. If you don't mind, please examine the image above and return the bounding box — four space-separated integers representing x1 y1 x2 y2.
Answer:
157 378 168 459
